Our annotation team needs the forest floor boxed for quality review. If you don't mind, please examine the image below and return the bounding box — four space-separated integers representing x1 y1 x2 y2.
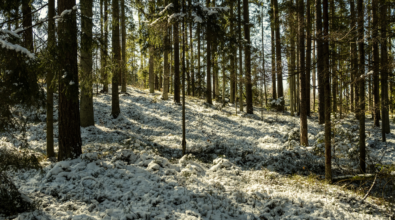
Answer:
1 86 395 220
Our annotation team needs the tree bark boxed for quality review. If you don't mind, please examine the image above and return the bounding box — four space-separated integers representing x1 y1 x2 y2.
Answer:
316 0 325 124
358 0 366 172
149 1 155 94
189 0 194 97
121 0 127 93
57 0 82 161
111 0 121 118
197 23 201 98
173 0 181 103
80 0 95 127
323 0 332 181
22 0 33 51
206 0 212 104
238 0 243 112
162 0 170 100
243 0 253 114
306 0 311 116
46 0 55 158
274 0 283 111
372 0 380 127
103 0 109 92
270 0 276 101
381 0 390 135
230 1 235 104
182 0 186 155
299 0 308 146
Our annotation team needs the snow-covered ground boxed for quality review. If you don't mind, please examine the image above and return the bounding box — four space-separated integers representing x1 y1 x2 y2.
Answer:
1 86 394 219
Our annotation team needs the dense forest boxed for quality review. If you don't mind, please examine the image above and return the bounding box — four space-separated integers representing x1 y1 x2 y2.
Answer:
1 0 395 219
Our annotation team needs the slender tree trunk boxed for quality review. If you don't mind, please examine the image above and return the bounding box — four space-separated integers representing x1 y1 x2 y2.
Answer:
312 33 316 112
243 0 253 114
46 0 55 158
358 0 366 172
372 0 379 126
189 0 194 97
22 0 33 51
299 0 308 145
230 1 235 103
121 0 127 93
149 1 155 94
206 0 212 104
330 0 337 117
222 50 225 103
80 0 94 127
174 0 181 103
306 0 311 116
316 0 325 124
103 0 109 92
111 0 121 118
350 0 358 115
290 1 296 116
197 23 201 98
57 0 82 161
182 0 186 155
323 0 332 181
270 0 276 100
162 3 170 100
381 0 390 135
238 0 243 112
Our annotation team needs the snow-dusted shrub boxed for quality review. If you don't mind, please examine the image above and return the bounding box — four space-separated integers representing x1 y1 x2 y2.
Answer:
257 149 325 175
0 171 34 216
0 147 41 171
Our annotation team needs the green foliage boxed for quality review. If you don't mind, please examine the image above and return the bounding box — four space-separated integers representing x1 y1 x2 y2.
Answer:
0 147 42 172
0 171 35 216
0 30 45 133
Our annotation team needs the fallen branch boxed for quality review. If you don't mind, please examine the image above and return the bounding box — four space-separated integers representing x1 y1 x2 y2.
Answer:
361 174 377 201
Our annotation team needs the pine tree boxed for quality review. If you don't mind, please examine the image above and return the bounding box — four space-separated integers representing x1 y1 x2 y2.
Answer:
57 0 82 161
80 0 95 127
244 0 253 114
111 0 121 118
46 0 55 158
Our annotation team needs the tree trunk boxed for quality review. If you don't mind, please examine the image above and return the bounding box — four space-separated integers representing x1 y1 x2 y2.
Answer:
174 0 181 103
330 0 337 117
103 0 109 93
243 0 252 114
323 0 332 181
270 0 276 100
197 23 201 98
290 1 296 116
381 0 390 135
46 0 55 158
358 0 366 172
372 0 379 126
162 1 170 100
312 34 316 112
238 0 243 112
306 0 311 116
316 0 324 124
206 0 212 104
111 0 121 118
57 0 82 161
189 0 194 97
22 0 33 51
80 0 94 127
299 0 308 146
182 0 186 155
230 1 235 103
121 0 127 93
149 1 155 94
350 0 358 115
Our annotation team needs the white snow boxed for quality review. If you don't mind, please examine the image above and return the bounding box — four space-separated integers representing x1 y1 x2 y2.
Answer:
1 86 394 219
